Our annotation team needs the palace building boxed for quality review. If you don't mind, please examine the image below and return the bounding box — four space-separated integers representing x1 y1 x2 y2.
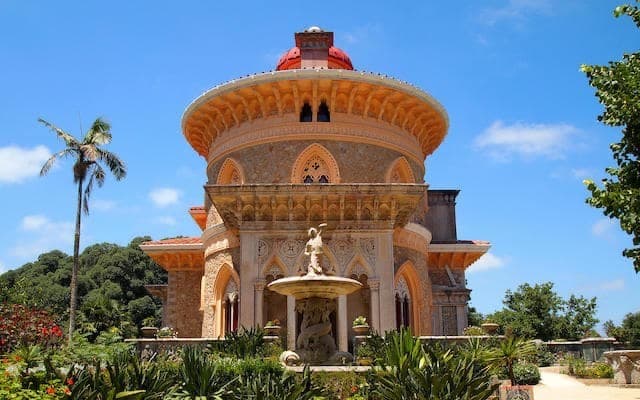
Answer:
141 27 489 350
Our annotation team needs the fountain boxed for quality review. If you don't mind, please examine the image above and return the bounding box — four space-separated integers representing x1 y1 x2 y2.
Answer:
268 223 362 365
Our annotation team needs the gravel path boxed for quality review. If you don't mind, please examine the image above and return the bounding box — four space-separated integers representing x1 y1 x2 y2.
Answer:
534 367 640 400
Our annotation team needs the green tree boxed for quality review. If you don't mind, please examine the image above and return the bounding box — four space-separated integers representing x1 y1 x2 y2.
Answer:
487 282 598 341
582 2 640 272
604 312 640 348
39 117 126 343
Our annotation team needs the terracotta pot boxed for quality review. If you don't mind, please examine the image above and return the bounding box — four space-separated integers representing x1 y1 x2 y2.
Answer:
353 324 370 335
499 385 534 400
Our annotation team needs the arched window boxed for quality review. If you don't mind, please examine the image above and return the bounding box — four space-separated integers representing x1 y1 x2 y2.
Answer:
300 102 312 122
224 280 239 333
217 158 244 185
317 101 330 122
291 144 340 184
386 157 416 183
395 277 411 330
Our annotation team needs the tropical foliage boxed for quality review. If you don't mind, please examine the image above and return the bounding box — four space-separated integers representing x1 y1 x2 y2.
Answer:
0 237 167 339
39 117 127 342
604 311 640 348
581 1 640 272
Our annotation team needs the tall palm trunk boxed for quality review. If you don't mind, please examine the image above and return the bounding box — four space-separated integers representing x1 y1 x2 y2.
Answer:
68 177 83 344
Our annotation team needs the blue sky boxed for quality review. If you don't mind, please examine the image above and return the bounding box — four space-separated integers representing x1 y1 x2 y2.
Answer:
0 0 638 331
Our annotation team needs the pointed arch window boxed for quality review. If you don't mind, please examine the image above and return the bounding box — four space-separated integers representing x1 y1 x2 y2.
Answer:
317 101 330 122
300 102 312 122
395 277 411 330
224 280 239 333
291 144 340 184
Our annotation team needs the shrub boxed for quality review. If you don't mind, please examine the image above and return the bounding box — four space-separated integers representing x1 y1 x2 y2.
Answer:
312 370 366 399
512 362 541 385
0 303 63 354
567 358 613 379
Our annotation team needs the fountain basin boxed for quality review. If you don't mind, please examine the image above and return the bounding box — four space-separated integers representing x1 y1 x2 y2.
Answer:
267 275 362 299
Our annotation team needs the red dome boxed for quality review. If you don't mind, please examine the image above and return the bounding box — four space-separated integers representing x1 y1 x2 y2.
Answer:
276 46 353 71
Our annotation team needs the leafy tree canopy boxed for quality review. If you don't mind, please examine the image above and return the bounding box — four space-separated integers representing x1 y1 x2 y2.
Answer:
604 311 640 347
486 282 598 341
0 236 166 339
582 2 640 272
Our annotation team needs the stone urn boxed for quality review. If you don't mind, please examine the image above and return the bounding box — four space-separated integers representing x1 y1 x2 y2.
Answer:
140 326 158 338
604 350 640 384
353 325 370 336
264 325 282 337
481 322 500 335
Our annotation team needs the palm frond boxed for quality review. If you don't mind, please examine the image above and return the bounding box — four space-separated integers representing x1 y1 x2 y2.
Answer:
83 165 105 214
40 149 74 176
85 117 112 145
38 118 80 147
80 144 98 161
97 148 127 180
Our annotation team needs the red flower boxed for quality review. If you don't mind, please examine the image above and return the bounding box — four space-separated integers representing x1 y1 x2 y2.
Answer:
46 386 56 395
66 377 74 386
64 387 71 395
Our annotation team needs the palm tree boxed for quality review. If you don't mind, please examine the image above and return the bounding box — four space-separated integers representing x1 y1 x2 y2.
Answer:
488 336 537 386
39 117 126 344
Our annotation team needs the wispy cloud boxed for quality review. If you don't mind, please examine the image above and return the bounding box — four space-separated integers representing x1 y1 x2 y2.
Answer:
10 215 74 260
0 145 51 183
468 253 506 273
149 187 181 208
0 259 6 274
591 218 615 238
341 24 381 45
571 168 593 180
478 0 553 26
599 279 625 291
474 120 579 161
92 199 117 212
154 216 177 226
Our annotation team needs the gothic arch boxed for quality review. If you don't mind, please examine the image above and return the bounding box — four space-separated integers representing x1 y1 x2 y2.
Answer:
291 143 340 183
217 158 245 184
386 156 416 183
394 260 424 334
344 255 374 279
212 263 240 338
261 256 288 279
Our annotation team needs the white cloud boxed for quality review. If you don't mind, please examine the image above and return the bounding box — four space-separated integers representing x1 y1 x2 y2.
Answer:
154 216 176 226
11 215 74 259
0 145 51 183
599 279 625 291
474 120 579 161
468 253 506 273
571 168 593 179
92 199 116 211
591 218 615 238
341 24 381 45
0 259 6 274
478 0 552 26
149 187 181 207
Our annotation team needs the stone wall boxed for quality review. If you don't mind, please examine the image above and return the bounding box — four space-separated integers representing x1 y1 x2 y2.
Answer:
207 140 424 184
167 270 203 338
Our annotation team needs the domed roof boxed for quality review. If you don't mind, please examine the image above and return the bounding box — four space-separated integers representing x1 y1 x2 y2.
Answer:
276 45 353 71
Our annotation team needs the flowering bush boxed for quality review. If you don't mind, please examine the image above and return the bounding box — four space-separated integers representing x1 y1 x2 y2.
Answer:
0 303 63 354
156 326 178 338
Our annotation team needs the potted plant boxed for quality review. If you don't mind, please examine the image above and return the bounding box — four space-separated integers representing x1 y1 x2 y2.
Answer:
140 316 159 338
264 319 281 336
489 336 537 400
156 326 178 338
352 316 370 335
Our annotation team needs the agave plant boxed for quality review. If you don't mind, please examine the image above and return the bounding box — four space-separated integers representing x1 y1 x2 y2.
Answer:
169 346 235 399
232 365 321 400
223 326 265 358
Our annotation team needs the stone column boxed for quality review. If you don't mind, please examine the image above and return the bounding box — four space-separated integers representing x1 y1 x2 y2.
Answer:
337 295 348 352
254 280 266 327
377 232 396 333
287 295 296 350
369 279 381 333
239 232 257 328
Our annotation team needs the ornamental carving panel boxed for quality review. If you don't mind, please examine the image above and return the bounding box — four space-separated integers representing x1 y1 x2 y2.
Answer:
359 238 376 266
328 238 355 268
257 239 270 262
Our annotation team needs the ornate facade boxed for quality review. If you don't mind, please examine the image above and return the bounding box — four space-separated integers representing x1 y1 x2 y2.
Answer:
141 27 489 348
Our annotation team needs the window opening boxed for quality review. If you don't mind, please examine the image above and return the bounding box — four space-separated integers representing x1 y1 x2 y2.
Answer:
317 101 330 122
300 102 312 122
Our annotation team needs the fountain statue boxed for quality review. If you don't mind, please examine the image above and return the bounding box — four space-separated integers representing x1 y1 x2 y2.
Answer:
268 223 362 365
